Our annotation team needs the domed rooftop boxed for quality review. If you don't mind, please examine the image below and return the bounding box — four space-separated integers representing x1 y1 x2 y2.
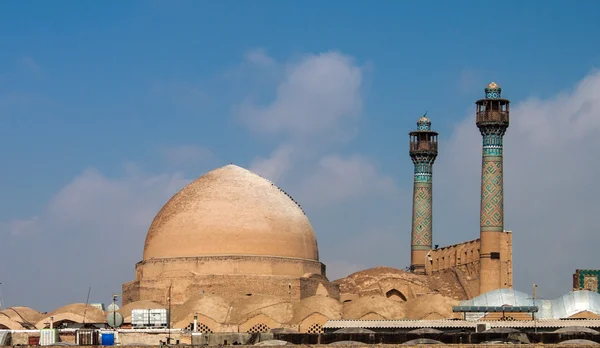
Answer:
416 114 431 131
485 81 502 99
143 164 318 261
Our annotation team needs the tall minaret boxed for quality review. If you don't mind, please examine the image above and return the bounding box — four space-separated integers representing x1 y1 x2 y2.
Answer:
476 82 510 294
409 114 438 274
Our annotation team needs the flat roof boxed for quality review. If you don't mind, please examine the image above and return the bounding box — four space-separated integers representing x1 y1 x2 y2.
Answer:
453 306 538 313
323 319 600 329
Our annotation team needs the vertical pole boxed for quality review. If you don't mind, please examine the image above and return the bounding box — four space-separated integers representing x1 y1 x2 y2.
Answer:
168 284 172 344
113 295 117 330
533 284 537 333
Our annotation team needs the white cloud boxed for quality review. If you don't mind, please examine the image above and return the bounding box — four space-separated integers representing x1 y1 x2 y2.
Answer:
238 51 363 138
245 48 276 68
297 155 397 207
1 217 40 236
250 144 295 183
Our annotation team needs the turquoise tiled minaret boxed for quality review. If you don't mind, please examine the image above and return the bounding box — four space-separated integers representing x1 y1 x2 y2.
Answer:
476 82 510 294
409 114 438 274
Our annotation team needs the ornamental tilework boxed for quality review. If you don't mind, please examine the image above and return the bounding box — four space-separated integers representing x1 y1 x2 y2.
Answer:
414 174 431 183
417 115 431 130
485 82 501 99
414 162 431 173
413 160 434 183
411 184 432 247
486 91 501 99
484 148 503 156
576 270 600 293
483 134 504 156
584 276 599 293
480 159 504 228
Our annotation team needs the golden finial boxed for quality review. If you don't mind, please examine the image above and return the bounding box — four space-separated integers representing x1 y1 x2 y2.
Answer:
486 81 500 90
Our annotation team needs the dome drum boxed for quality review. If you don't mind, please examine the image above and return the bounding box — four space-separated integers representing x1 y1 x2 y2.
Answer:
133 255 326 280
123 273 339 307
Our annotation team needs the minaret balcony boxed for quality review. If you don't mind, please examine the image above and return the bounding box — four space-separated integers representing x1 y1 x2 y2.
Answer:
410 141 438 153
476 110 509 127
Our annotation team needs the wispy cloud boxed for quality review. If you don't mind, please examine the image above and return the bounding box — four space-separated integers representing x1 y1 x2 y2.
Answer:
17 55 41 73
243 50 394 210
245 48 276 68
250 144 295 183
297 154 397 208
238 51 363 139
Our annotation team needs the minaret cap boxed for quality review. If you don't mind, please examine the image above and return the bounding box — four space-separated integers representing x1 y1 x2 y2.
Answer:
485 81 502 99
416 113 431 131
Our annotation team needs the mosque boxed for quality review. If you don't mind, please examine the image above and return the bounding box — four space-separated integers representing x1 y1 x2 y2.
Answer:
2 82 600 335
115 81 515 332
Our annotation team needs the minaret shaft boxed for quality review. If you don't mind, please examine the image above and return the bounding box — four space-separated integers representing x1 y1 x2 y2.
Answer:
409 116 438 274
479 133 505 292
411 169 433 272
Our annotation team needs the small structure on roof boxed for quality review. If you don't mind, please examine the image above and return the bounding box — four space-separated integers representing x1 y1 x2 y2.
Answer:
459 289 600 320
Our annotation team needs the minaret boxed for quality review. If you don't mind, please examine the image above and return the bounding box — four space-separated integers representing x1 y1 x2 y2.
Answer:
409 114 438 274
476 82 510 294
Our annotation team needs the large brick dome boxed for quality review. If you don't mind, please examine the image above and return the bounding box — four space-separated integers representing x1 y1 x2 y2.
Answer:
142 164 319 261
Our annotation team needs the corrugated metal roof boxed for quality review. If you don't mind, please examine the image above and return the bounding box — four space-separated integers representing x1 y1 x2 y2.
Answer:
323 320 475 329
453 306 538 313
323 319 600 329
460 289 600 320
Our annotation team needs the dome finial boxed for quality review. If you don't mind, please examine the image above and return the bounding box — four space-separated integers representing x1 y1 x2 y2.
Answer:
485 81 502 99
417 112 431 131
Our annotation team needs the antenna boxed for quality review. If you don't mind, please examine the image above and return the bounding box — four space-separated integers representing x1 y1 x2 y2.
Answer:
106 294 123 329
82 287 91 325
527 284 540 333
168 283 172 344
532 284 538 333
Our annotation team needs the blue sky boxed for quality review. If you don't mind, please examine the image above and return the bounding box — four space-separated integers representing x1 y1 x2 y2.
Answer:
1 0 600 310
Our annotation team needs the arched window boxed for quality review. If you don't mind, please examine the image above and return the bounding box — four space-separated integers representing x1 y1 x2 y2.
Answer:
385 289 407 302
